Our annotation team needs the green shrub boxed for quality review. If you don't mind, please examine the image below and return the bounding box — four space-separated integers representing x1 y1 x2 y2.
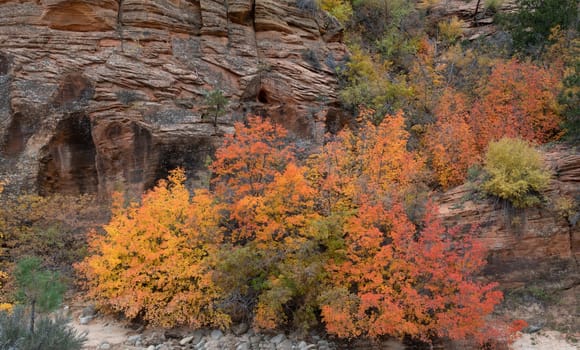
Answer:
467 164 484 182
559 58 580 142
318 0 353 23
0 307 86 350
338 45 413 119
438 16 464 44
296 0 319 14
203 89 228 127
14 257 65 312
482 138 550 208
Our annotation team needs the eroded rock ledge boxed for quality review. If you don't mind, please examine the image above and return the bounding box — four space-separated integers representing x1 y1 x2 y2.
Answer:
0 0 347 196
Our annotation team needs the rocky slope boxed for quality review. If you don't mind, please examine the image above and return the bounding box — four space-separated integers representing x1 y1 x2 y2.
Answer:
0 0 347 197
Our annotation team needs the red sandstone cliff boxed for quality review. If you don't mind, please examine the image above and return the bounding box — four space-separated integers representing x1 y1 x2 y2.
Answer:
0 0 347 196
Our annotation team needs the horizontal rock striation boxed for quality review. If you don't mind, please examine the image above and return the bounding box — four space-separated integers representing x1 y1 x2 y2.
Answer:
0 0 347 197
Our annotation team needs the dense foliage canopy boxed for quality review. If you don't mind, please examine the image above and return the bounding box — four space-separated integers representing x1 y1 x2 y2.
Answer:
4 0 575 346
78 116 523 345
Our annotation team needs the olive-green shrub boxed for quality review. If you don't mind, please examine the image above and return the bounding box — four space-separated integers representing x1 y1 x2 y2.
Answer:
482 138 550 208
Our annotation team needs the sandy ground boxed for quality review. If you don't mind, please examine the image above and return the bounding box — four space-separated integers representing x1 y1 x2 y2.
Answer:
71 316 132 349
512 331 579 350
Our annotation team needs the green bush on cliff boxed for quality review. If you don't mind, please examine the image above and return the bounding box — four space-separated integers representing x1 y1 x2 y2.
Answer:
482 138 550 208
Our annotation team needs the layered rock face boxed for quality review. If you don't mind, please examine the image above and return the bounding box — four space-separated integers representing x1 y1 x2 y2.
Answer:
438 148 579 328
0 0 346 196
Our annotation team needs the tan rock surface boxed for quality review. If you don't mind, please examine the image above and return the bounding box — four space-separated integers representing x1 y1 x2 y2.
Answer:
0 0 346 196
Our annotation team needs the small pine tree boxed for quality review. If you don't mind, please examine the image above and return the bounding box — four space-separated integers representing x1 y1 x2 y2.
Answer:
14 257 65 333
204 89 228 128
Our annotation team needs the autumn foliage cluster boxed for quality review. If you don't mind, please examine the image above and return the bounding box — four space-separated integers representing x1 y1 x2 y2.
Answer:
77 116 522 346
327 0 572 191
1 1 575 346
424 59 561 189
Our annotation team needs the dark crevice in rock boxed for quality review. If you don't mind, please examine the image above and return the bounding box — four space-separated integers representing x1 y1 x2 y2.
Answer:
0 52 9 76
257 88 268 103
251 0 259 62
569 226 579 266
128 123 154 186
324 108 346 134
192 0 203 33
225 0 231 45
117 0 124 51
154 137 215 190
195 0 203 29
38 114 98 196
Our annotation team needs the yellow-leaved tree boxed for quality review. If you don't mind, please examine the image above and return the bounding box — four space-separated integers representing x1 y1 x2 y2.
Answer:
76 169 229 328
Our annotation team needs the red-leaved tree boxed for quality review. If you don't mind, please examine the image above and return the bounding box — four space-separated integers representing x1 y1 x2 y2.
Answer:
425 88 479 189
470 59 561 152
320 202 507 343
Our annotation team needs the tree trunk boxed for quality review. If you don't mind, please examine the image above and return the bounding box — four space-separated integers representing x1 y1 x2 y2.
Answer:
30 299 35 334
474 0 482 24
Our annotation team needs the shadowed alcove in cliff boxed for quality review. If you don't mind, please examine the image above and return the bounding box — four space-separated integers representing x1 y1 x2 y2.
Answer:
257 88 269 103
38 114 98 195
324 107 352 134
153 136 215 190
93 121 156 197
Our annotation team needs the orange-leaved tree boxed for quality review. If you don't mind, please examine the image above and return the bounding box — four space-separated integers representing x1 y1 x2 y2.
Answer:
251 162 323 330
409 37 445 116
209 115 295 242
76 169 229 328
470 59 561 152
425 88 479 189
308 110 511 343
320 202 507 343
359 111 423 195
210 116 325 331
308 110 424 215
